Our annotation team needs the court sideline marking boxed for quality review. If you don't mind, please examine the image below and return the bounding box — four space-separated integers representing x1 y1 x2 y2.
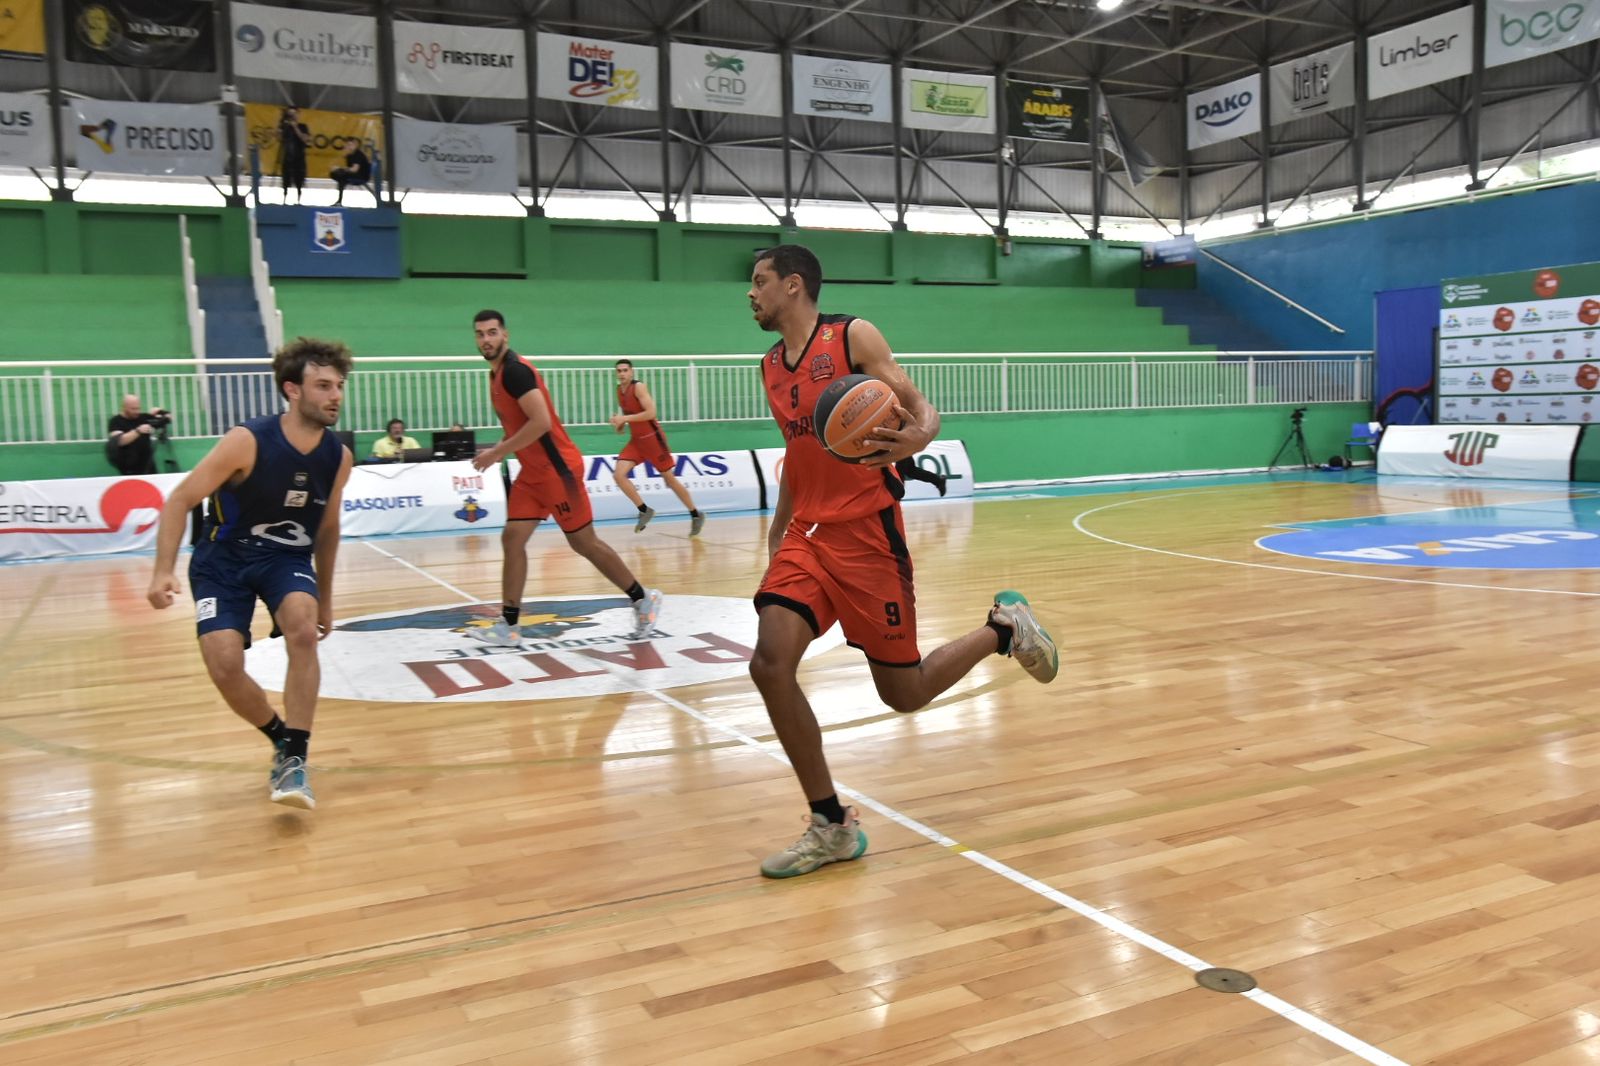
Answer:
365 539 1409 1065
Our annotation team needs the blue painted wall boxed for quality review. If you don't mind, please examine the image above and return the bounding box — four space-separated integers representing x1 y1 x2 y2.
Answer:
1198 181 1600 352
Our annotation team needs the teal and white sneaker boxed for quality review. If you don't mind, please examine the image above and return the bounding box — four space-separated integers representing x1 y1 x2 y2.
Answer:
631 588 663 638
634 506 656 532
469 619 523 648
760 809 868 879
991 590 1059 683
270 755 316 810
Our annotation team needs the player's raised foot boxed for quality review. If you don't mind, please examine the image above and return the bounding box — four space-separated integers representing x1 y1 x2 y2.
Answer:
469 619 523 647
631 588 663 637
991 590 1059 684
690 512 706 537
760 809 868 878
634 506 656 533
269 756 316 810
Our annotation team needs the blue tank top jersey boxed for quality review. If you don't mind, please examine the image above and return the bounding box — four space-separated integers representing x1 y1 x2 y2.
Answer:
200 414 345 553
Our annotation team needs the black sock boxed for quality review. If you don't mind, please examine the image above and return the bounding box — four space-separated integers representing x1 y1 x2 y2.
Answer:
987 615 1013 656
258 716 289 746
283 728 310 761
625 581 645 603
638 503 650 513
809 794 847 826
502 604 520 627
690 510 701 518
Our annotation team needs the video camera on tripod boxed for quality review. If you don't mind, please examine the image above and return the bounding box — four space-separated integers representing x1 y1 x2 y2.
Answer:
1270 405 1313 470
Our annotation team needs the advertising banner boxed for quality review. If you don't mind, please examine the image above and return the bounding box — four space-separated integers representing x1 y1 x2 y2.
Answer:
231 1 377 89
510 449 762 523
792 53 892 122
393 117 518 193
66 0 216 72
1187 72 1261 148
0 0 46 59
754 440 975 506
311 208 347 253
244 102 382 185
72 98 222 176
1004 79 1089 143
340 460 506 537
1368 7 1474 100
0 91 52 167
1268 41 1354 125
1377 424 1580 478
1142 235 1198 269
669 42 782 117
1485 0 1600 67
0 473 187 562
902 67 994 134
393 20 525 100
535 32 658 111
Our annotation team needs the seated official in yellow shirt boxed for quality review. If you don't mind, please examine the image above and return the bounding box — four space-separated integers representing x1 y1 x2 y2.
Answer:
371 418 421 461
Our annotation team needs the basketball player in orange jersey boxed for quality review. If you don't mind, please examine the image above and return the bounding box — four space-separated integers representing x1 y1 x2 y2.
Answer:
609 359 705 535
468 310 662 647
748 244 1059 878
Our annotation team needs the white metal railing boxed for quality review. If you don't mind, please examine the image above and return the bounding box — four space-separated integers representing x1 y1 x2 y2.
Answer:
0 353 1373 446
177 215 206 362
249 209 285 353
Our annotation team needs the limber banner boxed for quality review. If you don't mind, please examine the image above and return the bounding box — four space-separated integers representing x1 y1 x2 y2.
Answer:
72 98 223 176
1367 7 1473 100
65 0 217 72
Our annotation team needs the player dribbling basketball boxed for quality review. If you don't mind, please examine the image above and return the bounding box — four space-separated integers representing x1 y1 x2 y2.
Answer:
747 244 1060 878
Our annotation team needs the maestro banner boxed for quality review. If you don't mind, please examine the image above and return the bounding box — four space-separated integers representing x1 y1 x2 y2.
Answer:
341 460 506 537
755 440 975 506
393 21 525 100
902 67 994 134
536 32 658 110
231 1 377 88
73 98 222 176
0 0 46 59
1368 7 1473 100
792 53 892 122
669 42 781 117
0 473 187 562
1268 41 1354 125
1005 79 1089 142
0 91 52 167
66 0 217 72
245 103 381 183
1187 72 1261 148
392 117 518 193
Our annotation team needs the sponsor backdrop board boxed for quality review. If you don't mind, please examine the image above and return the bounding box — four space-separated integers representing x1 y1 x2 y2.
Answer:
1004 79 1089 142
1437 261 1600 426
669 42 781 117
392 117 518 193
231 1 377 88
755 441 976 506
66 0 217 71
510 449 761 523
792 53 892 122
1485 0 1600 67
901 67 995 134
0 0 45 59
244 103 382 184
1368 7 1474 100
340 460 506 537
1268 41 1354 125
0 91 52 166
1187 72 1261 148
1 473 187 562
72 98 222 175
393 21 525 100
1377 424 1580 479
535 32 658 110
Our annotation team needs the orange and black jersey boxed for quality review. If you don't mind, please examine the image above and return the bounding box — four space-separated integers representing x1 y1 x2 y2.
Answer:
617 381 663 443
762 314 901 524
490 350 582 487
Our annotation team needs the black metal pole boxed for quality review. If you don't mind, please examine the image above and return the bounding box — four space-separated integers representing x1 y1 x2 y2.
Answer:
657 30 674 221
376 0 398 205
994 64 1008 238
1089 78 1103 239
1465 0 1487 190
890 56 906 231
780 45 795 227
216 0 244 206
42 0 70 200
524 15 543 215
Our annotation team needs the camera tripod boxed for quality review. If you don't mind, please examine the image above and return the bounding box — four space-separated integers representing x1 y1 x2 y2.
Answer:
1269 410 1313 470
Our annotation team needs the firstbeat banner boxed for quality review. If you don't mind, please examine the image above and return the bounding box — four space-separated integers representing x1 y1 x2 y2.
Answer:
1367 7 1473 100
231 1 377 89
535 32 658 110
1004 79 1089 142
1187 72 1260 148
66 0 217 72
0 91 52 167
902 67 994 134
73 98 222 176
1268 41 1354 125
393 117 518 193
0 0 46 59
1485 0 1600 67
244 103 381 184
669 42 781 117
792 53 891 122
393 21 525 100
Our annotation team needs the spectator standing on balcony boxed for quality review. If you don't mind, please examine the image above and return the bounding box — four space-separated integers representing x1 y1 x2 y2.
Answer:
278 107 310 205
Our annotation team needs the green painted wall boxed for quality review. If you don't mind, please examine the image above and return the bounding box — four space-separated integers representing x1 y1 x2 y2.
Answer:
0 275 189 358
0 201 249 276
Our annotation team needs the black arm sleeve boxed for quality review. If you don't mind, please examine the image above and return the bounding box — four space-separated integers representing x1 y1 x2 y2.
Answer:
501 358 540 400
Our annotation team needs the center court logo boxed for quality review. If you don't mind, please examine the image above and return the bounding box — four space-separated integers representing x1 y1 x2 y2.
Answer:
243 595 845 702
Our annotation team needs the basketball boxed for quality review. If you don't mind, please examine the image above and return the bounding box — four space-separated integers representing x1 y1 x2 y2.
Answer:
813 374 900 463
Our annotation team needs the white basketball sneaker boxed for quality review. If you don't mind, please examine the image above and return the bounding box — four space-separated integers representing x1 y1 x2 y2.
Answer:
469 619 523 648
990 590 1059 683
631 588 663 638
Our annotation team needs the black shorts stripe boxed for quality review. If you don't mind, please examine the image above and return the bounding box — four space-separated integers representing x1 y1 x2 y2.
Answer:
541 434 578 489
877 505 914 593
846 639 922 669
754 592 821 637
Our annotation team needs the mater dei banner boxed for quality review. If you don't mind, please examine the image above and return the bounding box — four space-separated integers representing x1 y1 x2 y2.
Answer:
535 32 658 110
0 91 51 166
392 117 518 193
902 67 994 134
669 42 781 117
393 21 525 100
1485 0 1600 67
72 98 222 176
231 1 377 89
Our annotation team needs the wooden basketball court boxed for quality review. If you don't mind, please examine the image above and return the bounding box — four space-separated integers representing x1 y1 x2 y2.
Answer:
5 472 1600 1064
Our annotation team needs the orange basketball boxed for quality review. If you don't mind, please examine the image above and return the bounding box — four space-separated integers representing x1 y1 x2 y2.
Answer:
813 374 900 463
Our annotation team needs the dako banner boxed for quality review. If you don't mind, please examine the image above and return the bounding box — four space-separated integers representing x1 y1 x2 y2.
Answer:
1187 72 1260 148
393 21 524 100
1368 8 1473 100
244 103 381 184
393 117 518 193
792 53 891 122
1485 0 1600 67
1004 79 1089 142
66 0 216 72
73 98 221 176
536 32 658 110
902 67 994 134
669 42 781 117
231 1 376 89
0 0 46 59
0 91 52 167
1268 41 1354 124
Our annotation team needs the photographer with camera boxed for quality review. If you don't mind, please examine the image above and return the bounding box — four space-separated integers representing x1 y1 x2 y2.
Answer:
106 394 170 475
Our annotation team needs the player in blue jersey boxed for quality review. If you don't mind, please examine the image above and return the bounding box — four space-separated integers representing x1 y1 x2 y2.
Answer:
147 339 354 810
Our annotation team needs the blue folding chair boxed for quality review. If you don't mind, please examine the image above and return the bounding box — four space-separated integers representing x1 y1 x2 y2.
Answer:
1343 422 1380 465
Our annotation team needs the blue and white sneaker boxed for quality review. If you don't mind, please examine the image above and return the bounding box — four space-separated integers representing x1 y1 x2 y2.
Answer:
631 588 663 638
270 755 316 810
